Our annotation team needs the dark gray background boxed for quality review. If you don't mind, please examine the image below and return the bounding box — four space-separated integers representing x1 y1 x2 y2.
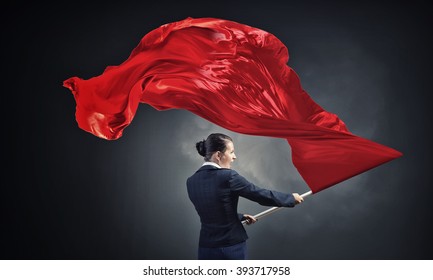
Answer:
2 0 432 260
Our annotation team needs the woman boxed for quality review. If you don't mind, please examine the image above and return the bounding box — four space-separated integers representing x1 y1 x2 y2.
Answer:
186 133 303 260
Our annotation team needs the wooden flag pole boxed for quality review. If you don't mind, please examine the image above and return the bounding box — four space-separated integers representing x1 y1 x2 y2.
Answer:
242 190 312 226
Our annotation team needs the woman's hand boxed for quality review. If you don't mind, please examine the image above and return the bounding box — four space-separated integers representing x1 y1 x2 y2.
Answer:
243 214 257 225
292 193 304 204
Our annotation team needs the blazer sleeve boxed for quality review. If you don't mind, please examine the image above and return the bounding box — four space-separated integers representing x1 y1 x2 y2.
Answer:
229 170 296 207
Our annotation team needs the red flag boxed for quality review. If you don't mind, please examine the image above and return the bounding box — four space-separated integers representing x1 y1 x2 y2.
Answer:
63 17 402 193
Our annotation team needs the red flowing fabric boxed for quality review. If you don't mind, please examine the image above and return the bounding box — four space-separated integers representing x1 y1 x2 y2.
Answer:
63 17 402 193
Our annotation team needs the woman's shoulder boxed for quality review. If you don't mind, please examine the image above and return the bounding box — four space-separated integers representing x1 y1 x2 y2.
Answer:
193 166 241 178
219 168 240 177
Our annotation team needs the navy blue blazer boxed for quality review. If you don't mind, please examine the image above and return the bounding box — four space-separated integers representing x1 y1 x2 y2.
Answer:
186 165 296 248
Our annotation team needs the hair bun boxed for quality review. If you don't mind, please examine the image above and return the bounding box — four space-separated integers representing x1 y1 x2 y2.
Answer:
195 140 206 157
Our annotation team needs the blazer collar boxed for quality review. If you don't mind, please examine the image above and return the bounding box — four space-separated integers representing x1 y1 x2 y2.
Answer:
196 165 231 173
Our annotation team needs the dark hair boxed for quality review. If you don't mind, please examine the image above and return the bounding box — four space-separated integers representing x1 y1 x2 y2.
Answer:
196 133 233 161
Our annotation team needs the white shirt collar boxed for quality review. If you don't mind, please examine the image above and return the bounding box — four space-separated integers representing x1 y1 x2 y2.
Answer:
202 161 221 169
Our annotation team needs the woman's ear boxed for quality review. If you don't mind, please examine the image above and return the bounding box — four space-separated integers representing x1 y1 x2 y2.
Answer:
216 151 222 160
